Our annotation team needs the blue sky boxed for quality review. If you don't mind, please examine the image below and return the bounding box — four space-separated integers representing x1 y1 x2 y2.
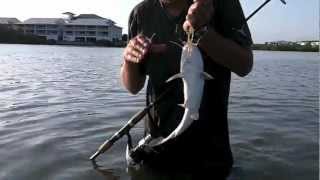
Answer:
242 0 319 43
1 0 318 43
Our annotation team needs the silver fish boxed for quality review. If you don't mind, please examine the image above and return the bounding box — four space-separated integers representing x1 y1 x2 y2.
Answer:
155 42 214 145
126 31 213 166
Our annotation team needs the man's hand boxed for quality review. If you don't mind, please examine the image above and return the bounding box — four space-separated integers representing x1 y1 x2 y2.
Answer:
183 0 214 31
124 34 151 64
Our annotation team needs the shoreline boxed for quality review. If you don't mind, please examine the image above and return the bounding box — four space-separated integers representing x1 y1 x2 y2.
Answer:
0 42 126 48
252 44 319 52
1 42 318 52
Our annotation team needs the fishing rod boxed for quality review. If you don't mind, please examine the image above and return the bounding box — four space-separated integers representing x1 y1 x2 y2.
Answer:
89 0 287 162
235 0 287 43
246 0 286 22
90 87 171 161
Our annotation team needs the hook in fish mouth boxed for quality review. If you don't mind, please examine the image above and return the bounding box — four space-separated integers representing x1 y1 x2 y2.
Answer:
185 27 195 56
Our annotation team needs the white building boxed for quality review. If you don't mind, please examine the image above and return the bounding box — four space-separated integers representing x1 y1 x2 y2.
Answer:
266 41 294 45
16 18 64 41
62 14 122 43
5 13 122 43
296 41 320 47
311 41 320 47
0 18 21 30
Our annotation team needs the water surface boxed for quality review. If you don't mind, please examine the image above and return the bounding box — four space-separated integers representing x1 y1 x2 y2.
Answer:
0 44 318 180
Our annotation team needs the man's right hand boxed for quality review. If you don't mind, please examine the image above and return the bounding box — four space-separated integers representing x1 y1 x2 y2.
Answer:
123 34 151 64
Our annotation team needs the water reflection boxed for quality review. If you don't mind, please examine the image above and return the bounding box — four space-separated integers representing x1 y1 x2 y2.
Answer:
91 161 120 180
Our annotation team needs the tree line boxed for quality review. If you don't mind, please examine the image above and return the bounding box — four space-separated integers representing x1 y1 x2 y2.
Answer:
252 43 319 52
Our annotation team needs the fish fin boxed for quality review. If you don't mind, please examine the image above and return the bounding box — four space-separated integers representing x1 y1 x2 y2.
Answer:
168 41 183 49
201 72 214 80
190 113 199 120
166 73 184 83
178 104 185 108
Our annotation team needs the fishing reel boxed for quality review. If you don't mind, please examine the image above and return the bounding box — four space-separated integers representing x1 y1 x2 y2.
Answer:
126 133 168 167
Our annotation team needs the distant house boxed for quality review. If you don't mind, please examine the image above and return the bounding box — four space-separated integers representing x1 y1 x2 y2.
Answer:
0 18 21 30
297 41 320 47
61 13 122 43
311 41 320 47
265 41 294 46
3 13 122 43
16 18 65 41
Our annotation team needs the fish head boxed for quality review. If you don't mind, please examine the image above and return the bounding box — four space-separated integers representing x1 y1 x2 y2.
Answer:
180 44 203 72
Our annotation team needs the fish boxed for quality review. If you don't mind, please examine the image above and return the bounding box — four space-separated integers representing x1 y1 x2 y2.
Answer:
154 38 214 145
126 30 213 166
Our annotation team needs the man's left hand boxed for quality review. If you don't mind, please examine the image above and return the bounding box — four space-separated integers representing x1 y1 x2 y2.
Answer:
183 0 214 32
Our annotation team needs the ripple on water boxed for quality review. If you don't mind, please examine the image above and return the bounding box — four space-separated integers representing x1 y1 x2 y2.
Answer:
0 47 318 180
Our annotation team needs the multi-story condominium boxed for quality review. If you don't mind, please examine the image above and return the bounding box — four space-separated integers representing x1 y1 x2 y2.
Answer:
16 18 65 41
61 13 122 43
0 18 21 30
0 13 122 43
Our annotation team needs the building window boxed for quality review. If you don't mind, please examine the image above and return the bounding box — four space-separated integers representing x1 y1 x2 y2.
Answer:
98 26 108 31
36 30 46 34
99 32 108 36
65 25 73 29
36 25 46 29
47 25 58 29
48 30 58 35
65 31 73 35
75 31 86 36
86 37 96 42
87 31 96 36
75 37 85 42
87 26 96 30
74 25 85 29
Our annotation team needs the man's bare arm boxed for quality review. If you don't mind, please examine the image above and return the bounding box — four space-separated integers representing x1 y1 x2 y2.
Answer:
121 61 146 95
199 27 253 77
120 35 150 94
183 0 253 77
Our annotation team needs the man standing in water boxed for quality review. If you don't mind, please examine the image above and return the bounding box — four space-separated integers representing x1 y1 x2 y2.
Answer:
121 0 253 179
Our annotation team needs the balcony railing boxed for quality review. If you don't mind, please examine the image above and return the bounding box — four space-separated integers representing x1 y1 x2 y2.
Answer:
86 26 97 30
47 25 58 29
64 31 73 35
97 26 109 31
75 31 86 36
47 30 58 35
36 25 46 29
98 32 108 37
86 31 96 36
36 30 46 35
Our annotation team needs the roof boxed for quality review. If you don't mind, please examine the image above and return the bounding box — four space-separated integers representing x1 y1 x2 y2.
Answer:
76 14 104 19
65 18 115 26
0 18 20 24
22 18 64 25
14 14 121 27
63 12 75 16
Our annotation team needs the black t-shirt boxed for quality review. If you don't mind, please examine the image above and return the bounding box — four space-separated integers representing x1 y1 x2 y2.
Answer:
128 0 252 171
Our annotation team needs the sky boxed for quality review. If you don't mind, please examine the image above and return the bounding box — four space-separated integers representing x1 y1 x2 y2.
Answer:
0 0 318 43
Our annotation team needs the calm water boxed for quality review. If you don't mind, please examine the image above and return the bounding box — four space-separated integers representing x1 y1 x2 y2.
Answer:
0 44 318 180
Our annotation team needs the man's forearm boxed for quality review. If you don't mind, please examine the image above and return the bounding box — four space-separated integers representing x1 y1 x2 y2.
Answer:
120 60 146 94
199 27 253 77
